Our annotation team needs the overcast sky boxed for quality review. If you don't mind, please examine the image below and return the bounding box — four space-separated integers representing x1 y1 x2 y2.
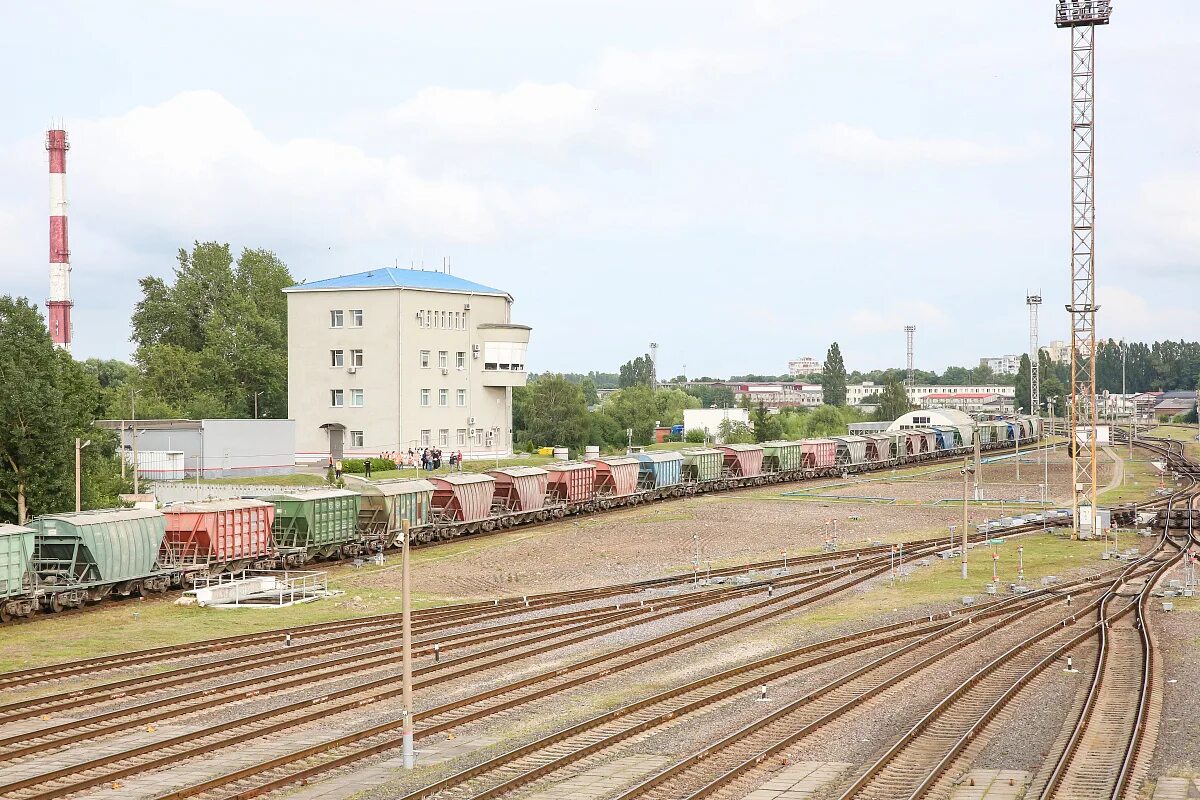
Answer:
1 1 1196 378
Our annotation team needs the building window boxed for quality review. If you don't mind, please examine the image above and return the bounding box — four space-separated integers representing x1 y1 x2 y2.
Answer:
351 389 364 407
456 351 466 369
420 429 431 447
330 389 344 407
420 350 430 368
456 388 466 406
350 430 364 448
473 427 484 445
330 310 344 328
350 349 363 367
420 389 430 406
438 350 448 369
456 429 466 445
331 349 344 367
438 388 449 406
349 309 363 327
438 429 449 446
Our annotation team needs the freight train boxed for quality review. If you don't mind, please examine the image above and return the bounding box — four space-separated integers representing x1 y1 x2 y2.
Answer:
0 415 1041 622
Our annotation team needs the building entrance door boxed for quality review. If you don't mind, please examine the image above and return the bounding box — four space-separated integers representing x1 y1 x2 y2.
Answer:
321 423 346 461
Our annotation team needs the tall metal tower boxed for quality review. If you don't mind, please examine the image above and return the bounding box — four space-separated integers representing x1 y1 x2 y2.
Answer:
649 342 658 390
1056 0 1111 537
904 326 916 386
1027 292 1041 419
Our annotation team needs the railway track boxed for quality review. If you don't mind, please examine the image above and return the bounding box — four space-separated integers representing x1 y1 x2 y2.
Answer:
0 529 1029 800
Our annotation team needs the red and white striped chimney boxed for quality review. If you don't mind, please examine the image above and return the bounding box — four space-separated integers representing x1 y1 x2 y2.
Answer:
46 128 72 350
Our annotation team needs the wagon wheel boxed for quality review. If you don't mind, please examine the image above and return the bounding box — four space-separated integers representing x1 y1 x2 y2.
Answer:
47 593 66 613
482 520 496 532
0 605 12 624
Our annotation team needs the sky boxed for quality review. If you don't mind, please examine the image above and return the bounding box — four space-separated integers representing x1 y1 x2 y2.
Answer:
1 1 1196 379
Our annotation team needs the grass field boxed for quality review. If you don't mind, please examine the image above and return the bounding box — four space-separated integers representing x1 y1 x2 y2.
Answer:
779 532 1114 630
370 454 556 481
1147 424 1200 460
195 473 326 487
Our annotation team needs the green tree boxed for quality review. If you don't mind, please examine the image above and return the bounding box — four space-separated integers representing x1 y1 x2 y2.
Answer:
579 377 599 406
525 375 590 450
603 385 660 445
0 297 129 523
1014 354 1032 414
874 380 912 422
821 342 848 407
717 419 755 444
129 242 292 419
618 354 654 388
804 405 848 437
751 401 783 442
684 428 706 443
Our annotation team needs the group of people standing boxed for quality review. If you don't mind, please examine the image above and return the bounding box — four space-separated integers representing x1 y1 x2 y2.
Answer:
377 448 465 471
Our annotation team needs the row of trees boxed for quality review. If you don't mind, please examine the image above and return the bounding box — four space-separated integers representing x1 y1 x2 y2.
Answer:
0 298 131 523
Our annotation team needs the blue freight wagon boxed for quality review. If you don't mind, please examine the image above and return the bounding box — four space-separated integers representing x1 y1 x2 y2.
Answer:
635 451 684 495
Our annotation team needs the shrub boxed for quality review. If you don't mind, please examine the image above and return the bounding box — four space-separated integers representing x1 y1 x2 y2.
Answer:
343 457 397 474
684 428 707 443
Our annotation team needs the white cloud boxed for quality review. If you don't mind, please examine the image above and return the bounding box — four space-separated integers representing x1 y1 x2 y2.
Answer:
67 90 565 245
847 302 950 335
589 47 764 106
1134 172 1200 248
1095 285 1155 332
799 123 1025 169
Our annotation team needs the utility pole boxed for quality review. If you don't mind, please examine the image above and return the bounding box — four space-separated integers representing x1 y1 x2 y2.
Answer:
401 519 415 769
961 460 975 580
75 438 91 512
649 342 658 391
252 391 263 419
1056 0 1111 538
1027 291 1042 488
131 389 141 494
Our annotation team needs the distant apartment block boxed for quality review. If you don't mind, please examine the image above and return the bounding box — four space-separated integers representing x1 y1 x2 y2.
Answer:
978 355 1022 376
1041 340 1071 365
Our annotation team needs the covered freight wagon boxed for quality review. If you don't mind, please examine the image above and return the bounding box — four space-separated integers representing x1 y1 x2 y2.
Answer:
162 499 275 572
680 448 723 483
488 467 549 513
358 479 435 545
762 441 804 473
800 439 838 470
588 456 641 498
634 451 684 492
911 428 937 455
931 426 958 452
30 508 170 605
831 436 868 467
430 473 496 524
862 433 892 463
0 524 36 621
544 462 597 504
717 444 764 478
267 488 361 559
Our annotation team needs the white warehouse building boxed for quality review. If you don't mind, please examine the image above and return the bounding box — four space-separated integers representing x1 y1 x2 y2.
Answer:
285 268 530 462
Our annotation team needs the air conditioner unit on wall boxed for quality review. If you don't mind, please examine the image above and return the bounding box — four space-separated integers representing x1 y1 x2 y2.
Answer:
472 344 480 358
467 416 476 425
441 367 449 376
463 303 471 311
347 366 357 374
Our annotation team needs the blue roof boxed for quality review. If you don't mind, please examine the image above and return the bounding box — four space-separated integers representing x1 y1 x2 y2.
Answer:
285 267 508 296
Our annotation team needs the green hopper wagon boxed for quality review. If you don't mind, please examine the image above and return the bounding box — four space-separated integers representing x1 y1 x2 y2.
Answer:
267 488 362 561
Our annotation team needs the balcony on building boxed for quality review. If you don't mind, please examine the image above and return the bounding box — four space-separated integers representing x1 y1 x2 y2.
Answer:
478 324 531 387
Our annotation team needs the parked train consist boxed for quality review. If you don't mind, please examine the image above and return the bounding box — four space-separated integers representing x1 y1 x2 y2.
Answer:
0 414 1040 622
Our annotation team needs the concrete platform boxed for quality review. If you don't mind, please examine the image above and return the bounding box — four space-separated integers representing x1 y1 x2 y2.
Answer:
740 760 851 800
1153 777 1200 800
951 769 1031 800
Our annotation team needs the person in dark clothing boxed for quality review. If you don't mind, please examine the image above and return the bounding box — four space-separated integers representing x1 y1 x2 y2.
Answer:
364 458 372 479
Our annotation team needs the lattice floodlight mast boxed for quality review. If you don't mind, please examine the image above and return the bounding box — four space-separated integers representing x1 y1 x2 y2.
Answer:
1056 0 1110 537
1027 292 1041 420
904 325 916 387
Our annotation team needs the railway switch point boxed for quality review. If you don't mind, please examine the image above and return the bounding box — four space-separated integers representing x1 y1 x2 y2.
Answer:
285 632 293 647
1064 656 1078 673
433 643 441 663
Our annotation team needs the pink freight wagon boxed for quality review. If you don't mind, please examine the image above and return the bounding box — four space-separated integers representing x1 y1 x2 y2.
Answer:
161 499 275 572
488 467 550 512
544 462 598 504
717 444 764 478
430 473 496 523
799 439 838 470
588 456 641 498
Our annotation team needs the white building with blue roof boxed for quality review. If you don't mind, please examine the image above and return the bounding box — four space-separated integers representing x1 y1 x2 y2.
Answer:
283 267 530 462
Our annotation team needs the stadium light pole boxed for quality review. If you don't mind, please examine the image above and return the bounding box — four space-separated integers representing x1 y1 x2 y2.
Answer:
130 389 141 494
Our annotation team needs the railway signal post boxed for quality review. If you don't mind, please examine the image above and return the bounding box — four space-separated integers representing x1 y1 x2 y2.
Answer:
961 460 975 580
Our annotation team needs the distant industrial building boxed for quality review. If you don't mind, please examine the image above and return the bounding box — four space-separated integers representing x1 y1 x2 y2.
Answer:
787 356 822 376
285 267 530 461
1151 390 1198 420
846 383 1016 410
978 355 1022 376
683 408 750 443
99 419 296 480
731 382 823 408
